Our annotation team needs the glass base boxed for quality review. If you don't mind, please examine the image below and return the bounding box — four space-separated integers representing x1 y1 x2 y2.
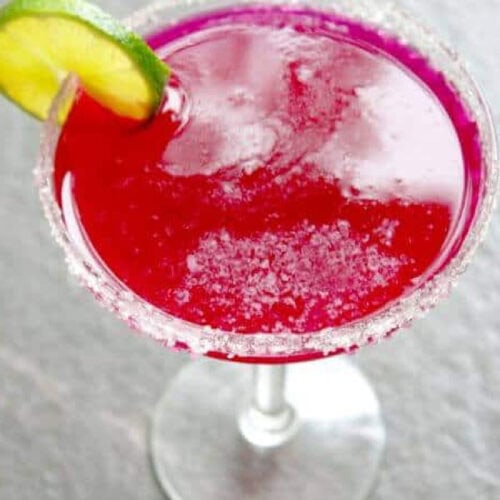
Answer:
151 357 385 500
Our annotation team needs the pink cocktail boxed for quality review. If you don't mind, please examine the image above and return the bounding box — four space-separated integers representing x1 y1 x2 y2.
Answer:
53 5 485 362
37 1 497 499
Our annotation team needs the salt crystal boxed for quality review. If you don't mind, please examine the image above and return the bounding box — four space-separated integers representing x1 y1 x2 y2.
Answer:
186 255 200 272
177 220 405 332
175 290 191 304
337 220 350 237
296 65 313 82
241 158 261 175
220 230 230 243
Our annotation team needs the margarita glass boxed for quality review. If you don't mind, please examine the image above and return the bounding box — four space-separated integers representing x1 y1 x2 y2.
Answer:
36 0 498 499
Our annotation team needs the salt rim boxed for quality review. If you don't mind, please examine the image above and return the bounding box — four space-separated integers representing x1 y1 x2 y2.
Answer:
35 0 498 360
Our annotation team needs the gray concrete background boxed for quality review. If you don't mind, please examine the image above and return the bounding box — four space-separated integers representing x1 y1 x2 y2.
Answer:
1 0 500 499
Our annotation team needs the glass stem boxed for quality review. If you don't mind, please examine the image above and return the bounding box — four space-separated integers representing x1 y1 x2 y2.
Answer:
252 365 288 415
239 365 298 448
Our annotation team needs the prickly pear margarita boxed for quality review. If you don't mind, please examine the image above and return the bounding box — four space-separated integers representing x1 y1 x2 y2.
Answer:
52 6 484 358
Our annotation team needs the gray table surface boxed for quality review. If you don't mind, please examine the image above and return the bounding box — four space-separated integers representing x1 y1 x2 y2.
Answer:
1 0 500 499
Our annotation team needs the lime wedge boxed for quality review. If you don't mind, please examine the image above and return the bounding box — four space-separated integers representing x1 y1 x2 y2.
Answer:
0 0 169 120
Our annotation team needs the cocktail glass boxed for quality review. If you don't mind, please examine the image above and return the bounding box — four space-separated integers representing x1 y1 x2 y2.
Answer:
36 0 498 499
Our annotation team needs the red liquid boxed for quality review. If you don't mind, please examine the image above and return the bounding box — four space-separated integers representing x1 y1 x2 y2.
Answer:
54 8 481 347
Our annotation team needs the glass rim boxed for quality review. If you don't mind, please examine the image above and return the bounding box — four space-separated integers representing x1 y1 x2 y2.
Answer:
36 0 499 360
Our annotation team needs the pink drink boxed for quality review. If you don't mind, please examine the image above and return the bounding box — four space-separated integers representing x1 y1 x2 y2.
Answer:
54 6 482 361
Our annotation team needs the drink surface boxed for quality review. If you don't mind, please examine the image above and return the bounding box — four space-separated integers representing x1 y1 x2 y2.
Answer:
54 6 481 335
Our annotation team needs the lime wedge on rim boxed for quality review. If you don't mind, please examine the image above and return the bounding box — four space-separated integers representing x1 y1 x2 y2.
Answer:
0 0 169 120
